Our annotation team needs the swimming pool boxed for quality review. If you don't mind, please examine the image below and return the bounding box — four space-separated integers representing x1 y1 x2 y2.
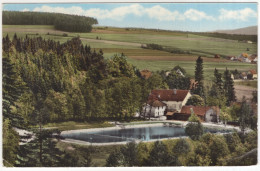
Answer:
61 125 232 144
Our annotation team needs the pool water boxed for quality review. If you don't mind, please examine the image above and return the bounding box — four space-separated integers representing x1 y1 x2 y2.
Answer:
61 125 232 143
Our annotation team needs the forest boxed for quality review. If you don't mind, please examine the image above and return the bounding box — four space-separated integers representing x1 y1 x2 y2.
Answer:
2 11 98 32
2 34 257 167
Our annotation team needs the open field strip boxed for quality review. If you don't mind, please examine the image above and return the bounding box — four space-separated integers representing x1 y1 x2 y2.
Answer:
4 25 257 56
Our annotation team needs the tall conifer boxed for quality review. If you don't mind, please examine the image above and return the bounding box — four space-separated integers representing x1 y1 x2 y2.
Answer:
193 56 204 97
223 68 236 105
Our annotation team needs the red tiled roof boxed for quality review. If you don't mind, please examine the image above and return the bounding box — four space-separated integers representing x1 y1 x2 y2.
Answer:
249 70 257 75
180 106 212 116
140 69 152 79
149 89 189 102
151 100 166 107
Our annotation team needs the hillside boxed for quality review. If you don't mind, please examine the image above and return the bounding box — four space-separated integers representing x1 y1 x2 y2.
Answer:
3 11 98 32
213 26 257 35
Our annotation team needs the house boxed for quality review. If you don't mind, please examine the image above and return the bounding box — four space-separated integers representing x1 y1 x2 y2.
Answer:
250 54 257 64
190 79 196 90
248 70 257 79
237 53 249 62
143 99 167 118
165 71 171 76
140 69 152 79
176 69 184 77
214 54 220 58
167 106 220 123
241 72 247 79
238 53 249 58
166 69 184 77
229 56 236 61
143 89 191 118
231 74 234 80
244 57 251 63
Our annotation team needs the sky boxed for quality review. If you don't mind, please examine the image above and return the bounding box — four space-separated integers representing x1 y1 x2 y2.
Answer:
3 3 258 32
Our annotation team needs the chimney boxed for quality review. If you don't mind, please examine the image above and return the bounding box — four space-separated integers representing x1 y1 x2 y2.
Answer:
173 89 177 95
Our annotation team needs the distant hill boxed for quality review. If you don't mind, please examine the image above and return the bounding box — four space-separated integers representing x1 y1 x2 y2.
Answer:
212 26 257 35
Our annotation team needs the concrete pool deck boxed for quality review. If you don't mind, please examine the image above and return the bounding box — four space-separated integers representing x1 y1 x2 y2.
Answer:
60 121 244 146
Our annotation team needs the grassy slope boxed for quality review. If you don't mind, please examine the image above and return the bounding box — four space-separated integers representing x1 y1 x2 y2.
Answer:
43 121 113 131
3 25 257 80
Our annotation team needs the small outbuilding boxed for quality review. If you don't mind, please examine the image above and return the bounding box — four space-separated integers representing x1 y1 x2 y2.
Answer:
167 106 219 123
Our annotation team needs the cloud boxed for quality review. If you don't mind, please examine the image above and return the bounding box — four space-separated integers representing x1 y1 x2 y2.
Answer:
84 4 144 21
22 4 215 22
144 5 184 21
219 8 257 21
184 9 215 21
22 8 30 12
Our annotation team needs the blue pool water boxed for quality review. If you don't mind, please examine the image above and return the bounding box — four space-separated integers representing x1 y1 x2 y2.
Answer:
61 125 232 143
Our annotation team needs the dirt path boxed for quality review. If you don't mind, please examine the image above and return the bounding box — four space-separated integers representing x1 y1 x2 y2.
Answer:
234 85 257 102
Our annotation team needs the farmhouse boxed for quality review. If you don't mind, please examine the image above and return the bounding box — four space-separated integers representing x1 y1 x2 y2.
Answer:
143 89 191 118
167 106 220 123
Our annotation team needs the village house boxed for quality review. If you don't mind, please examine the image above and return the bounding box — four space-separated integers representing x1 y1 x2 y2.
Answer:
228 56 236 61
143 99 167 118
167 106 220 123
190 79 196 90
236 53 257 63
143 89 191 118
248 70 257 80
140 69 152 79
241 72 248 79
176 69 184 77
214 54 220 59
165 69 184 77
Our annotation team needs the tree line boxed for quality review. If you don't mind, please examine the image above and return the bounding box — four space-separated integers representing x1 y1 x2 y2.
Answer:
106 113 257 167
3 11 98 32
106 132 257 166
3 34 170 125
193 32 257 43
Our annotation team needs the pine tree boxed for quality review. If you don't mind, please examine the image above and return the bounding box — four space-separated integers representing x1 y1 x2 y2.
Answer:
16 129 64 167
213 68 223 94
193 56 204 97
238 97 252 134
223 68 236 105
2 56 25 128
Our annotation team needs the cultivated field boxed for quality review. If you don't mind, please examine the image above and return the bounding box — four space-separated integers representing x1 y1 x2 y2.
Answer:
3 25 257 80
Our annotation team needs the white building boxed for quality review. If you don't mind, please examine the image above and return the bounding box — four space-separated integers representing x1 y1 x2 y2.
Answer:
143 89 191 118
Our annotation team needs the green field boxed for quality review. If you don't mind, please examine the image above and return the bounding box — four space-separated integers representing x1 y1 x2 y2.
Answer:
3 25 257 80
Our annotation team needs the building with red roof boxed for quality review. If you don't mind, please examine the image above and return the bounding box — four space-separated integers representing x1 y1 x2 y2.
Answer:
143 89 191 118
167 106 219 122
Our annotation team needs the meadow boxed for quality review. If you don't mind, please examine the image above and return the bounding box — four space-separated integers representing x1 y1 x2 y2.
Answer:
3 25 257 80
